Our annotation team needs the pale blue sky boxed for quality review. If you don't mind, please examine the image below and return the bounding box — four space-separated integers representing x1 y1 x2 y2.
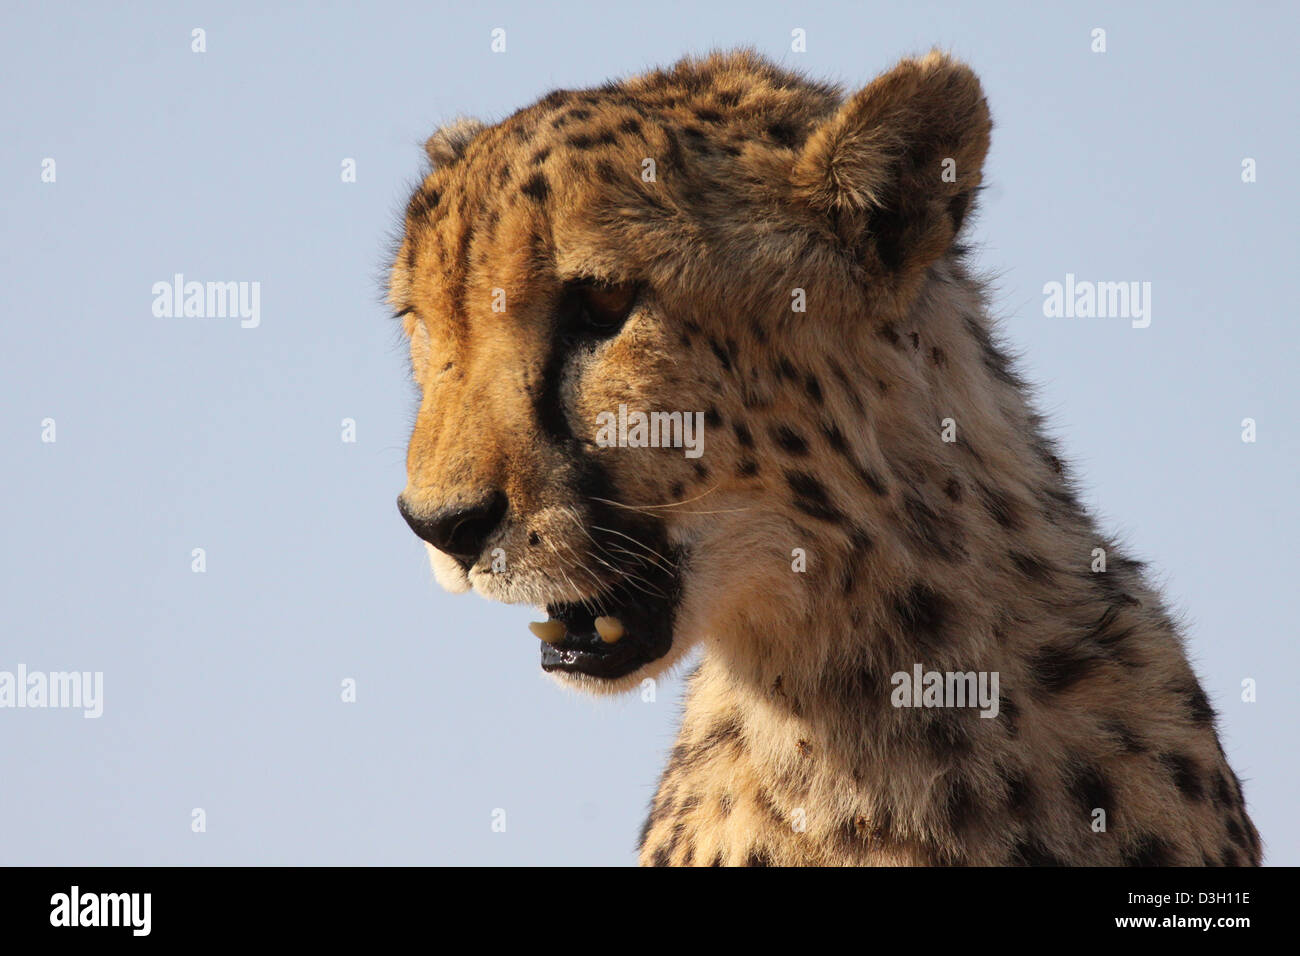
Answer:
2 0 1296 865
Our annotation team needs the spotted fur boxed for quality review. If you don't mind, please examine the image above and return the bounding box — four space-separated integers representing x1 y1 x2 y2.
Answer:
390 50 1261 866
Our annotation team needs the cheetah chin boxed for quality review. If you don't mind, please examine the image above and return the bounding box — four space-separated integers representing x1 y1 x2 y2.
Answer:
533 540 689 682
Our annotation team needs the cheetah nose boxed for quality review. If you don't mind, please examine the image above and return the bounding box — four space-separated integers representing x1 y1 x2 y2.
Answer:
397 491 508 570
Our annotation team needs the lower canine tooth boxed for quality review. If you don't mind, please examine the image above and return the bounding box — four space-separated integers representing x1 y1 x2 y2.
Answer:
594 616 625 644
529 620 567 645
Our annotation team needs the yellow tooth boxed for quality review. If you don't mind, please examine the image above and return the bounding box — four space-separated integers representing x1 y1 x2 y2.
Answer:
529 619 567 645
594 616 625 644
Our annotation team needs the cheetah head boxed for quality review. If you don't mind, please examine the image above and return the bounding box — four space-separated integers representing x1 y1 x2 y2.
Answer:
391 50 990 692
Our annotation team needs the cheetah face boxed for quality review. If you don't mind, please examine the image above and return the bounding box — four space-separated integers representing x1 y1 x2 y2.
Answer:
394 254 701 690
390 53 990 693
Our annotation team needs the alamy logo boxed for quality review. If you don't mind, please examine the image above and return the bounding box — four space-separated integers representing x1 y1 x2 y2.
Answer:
152 273 261 328
890 664 1000 718
1042 273 1151 328
50 886 151 936
595 404 705 459
0 665 103 718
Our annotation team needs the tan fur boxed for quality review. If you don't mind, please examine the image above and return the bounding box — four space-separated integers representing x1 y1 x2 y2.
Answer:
389 50 1262 866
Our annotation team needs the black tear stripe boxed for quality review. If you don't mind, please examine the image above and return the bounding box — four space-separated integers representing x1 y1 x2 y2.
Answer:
531 315 683 611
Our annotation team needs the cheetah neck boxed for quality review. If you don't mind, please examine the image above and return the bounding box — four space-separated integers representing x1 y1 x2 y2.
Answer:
637 264 1256 867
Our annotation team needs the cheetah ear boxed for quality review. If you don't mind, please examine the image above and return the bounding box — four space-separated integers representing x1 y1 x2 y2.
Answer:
424 117 487 168
791 51 991 292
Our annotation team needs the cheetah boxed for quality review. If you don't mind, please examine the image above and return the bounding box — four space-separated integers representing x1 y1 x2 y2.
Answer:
389 50 1262 866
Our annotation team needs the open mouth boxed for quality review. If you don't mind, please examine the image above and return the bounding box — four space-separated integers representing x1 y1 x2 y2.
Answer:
533 553 682 680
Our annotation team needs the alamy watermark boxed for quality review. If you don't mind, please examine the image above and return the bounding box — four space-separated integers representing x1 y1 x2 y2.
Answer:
595 404 705 459
50 886 150 936
1042 273 1151 328
891 664 999 718
0 665 103 718
152 273 260 328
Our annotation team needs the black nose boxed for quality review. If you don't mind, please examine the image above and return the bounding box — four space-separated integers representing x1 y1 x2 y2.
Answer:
397 492 509 568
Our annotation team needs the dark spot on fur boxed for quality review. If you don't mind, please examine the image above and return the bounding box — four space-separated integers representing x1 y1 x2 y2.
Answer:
847 525 874 559
979 484 1020 530
737 459 759 477
1186 682 1217 727
827 358 865 413
949 191 971 233
594 159 619 183
855 464 888 496
732 422 754 448
1105 720 1146 754
568 130 618 149
772 425 809 456
804 374 824 405
1004 768 1033 815
892 582 948 650
1068 760 1113 819
664 822 685 856
821 421 848 454
823 425 888 495
766 121 799 148
943 478 962 501
1158 753 1206 802
931 346 948 368
521 172 549 202
704 406 722 428
1009 551 1053 581
744 848 772 867
406 186 442 223
708 337 733 372
1027 642 1104 697
1213 772 1233 808
701 714 744 754
1085 605 1138 654
619 117 642 136
903 495 964 563
1011 839 1066 866
785 470 844 523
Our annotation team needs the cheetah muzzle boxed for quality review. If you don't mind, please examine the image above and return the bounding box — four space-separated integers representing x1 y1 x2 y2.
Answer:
537 526 686 680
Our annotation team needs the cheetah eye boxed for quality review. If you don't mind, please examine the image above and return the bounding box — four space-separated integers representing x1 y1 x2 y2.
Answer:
562 280 641 338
